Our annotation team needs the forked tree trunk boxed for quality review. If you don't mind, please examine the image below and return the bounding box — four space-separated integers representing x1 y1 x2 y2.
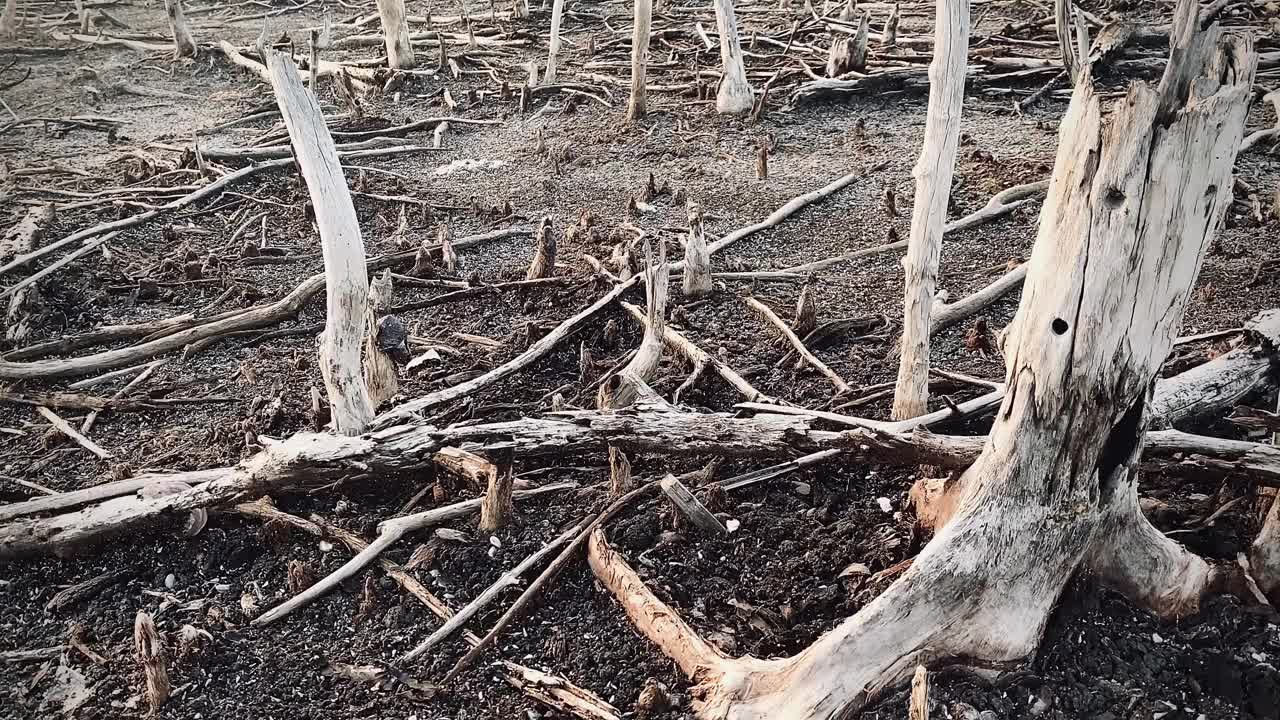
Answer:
545 0 566 84
592 7 1255 718
164 0 197 58
266 53 375 435
711 0 753 114
626 0 653 121
890 0 969 420
375 0 415 69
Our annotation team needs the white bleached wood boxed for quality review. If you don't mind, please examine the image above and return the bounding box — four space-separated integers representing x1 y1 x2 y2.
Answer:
163 0 197 58
891 0 969 420
626 0 653 120
545 0 566 84
266 52 374 435
683 205 712 298
712 0 753 114
375 0 415 68
595 12 1256 718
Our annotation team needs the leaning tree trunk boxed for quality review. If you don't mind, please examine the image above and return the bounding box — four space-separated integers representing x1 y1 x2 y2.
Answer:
375 0 415 69
595 6 1255 718
626 0 653 121
890 0 969 420
711 0 753 114
266 53 375 435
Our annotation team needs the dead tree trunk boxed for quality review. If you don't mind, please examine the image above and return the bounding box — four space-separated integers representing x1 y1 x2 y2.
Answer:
163 0 197 58
591 9 1255 717
375 0 415 69
545 0 566 84
712 0 753 114
626 0 653 121
683 202 712 298
266 52 375 435
0 0 16 38
890 0 969 420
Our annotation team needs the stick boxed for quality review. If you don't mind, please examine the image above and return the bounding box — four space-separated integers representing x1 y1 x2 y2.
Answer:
81 359 165 433
0 469 225 522
251 482 574 626
442 480 660 682
398 515 587 663
599 242 667 409
266 50 374 435
0 231 117 302
931 262 1027 334
375 167 881 425
0 145 428 282
234 501 621 720
660 474 727 535
746 296 850 393
37 406 111 459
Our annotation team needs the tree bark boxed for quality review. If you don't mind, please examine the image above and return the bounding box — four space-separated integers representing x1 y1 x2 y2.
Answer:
363 270 398 408
375 0 415 69
683 204 712 298
545 0 566 84
890 0 969 420
626 0 653 121
712 0 753 114
596 9 1256 717
0 0 16 39
266 52 375 435
163 0 197 58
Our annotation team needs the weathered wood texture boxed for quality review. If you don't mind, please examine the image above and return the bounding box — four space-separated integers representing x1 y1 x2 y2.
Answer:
891 0 970 420
267 52 375 435
597 10 1256 719
626 0 653 120
375 0 415 68
712 0 753 114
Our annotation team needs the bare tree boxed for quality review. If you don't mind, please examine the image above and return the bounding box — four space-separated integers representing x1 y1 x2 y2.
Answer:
590 6 1256 716
891 0 969 420
626 0 653 121
375 0 415 69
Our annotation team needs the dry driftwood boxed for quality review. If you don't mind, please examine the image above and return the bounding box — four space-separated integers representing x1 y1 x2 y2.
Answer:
0 205 56 266
590 13 1257 718
398 514 585 663
892 0 970 420
375 0 415 68
682 203 712 298
234 501 621 720
267 51 374 435
545 0 566 83
599 243 668 409
621 301 772 403
747 296 850 394
251 481 573 625
660 474 727 535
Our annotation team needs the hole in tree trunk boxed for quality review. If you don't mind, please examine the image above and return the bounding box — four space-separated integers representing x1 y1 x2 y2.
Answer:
1104 188 1125 208
1052 318 1069 335
1097 394 1147 493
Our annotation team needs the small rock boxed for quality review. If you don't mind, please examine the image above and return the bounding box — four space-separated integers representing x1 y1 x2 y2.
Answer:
876 497 892 512
164 573 176 590
951 702 980 720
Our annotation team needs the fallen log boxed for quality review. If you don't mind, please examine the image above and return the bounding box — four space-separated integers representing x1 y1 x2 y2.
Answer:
7 399 1280 560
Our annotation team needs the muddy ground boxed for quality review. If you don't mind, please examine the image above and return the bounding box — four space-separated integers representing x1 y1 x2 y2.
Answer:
2 0 1279 718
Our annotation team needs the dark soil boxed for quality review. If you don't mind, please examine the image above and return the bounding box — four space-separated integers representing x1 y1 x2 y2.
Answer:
2 0 1280 718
